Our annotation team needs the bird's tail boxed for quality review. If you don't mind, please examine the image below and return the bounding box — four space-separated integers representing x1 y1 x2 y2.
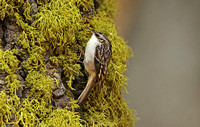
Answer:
77 73 96 105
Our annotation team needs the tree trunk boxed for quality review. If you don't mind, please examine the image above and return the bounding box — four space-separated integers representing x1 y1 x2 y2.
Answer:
0 0 137 126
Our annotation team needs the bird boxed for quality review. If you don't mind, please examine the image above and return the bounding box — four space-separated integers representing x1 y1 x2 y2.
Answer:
77 28 112 105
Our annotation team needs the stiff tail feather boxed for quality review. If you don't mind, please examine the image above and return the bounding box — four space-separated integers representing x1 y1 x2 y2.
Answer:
77 73 96 105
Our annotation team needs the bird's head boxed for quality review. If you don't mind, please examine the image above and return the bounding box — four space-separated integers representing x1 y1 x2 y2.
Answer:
86 27 108 43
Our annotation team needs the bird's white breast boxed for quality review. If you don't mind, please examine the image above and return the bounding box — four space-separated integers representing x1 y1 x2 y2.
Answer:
84 34 100 72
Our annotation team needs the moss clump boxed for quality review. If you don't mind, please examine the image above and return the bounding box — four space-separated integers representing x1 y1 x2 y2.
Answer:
39 101 85 127
0 91 19 126
0 0 32 21
25 70 55 101
0 49 21 95
0 49 19 74
0 0 138 126
15 99 52 126
32 0 84 54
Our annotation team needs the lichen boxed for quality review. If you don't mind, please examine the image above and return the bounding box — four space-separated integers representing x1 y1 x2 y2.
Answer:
0 0 138 126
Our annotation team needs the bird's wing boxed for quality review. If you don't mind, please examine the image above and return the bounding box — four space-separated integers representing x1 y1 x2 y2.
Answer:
94 43 111 92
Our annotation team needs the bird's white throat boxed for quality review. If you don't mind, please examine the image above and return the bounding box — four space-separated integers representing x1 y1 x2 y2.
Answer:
84 34 100 64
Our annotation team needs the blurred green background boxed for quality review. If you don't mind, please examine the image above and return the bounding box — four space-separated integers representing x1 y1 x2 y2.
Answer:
115 0 200 127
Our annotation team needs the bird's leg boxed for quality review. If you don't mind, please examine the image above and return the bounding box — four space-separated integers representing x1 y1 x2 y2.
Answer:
76 44 85 64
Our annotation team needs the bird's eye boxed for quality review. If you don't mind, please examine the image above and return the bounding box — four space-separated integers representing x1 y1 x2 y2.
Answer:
99 38 104 43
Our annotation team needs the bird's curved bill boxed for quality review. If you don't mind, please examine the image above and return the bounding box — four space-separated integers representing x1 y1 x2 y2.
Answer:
85 27 95 34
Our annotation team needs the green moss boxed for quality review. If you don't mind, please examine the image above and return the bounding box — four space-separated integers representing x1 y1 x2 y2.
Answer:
23 0 32 21
97 0 117 19
32 0 85 54
0 49 19 74
0 0 30 21
15 98 52 126
0 91 19 127
25 70 55 101
49 49 82 90
0 0 138 126
40 100 85 126
0 49 22 96
24 51 46 72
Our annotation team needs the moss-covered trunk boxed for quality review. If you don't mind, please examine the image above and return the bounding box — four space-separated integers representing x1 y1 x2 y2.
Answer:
0 0 137 126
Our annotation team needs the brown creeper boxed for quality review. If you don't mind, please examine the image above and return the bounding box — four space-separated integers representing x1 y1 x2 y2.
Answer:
77 28 112 105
